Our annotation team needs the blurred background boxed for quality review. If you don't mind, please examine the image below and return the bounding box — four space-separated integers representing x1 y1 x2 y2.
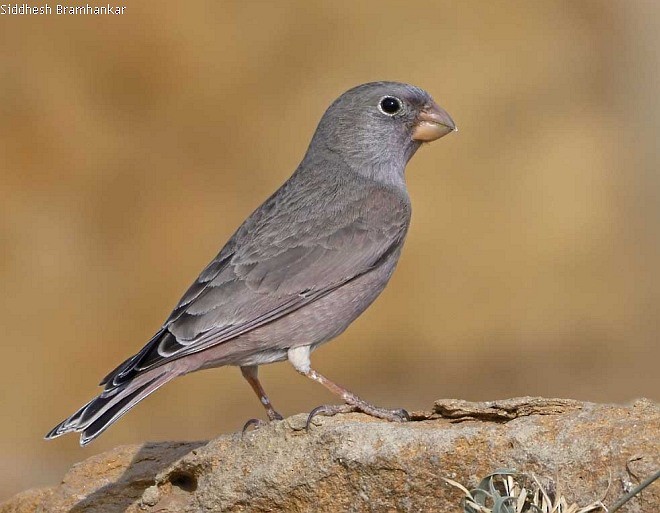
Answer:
1 0 658 501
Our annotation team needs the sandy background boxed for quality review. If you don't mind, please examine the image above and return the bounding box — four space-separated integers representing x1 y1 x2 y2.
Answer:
1 0 658 500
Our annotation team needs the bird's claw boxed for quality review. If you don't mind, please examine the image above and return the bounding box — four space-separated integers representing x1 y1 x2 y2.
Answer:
242 408 284 437
306 404 356 430
242 418 266 435
392 408 411 422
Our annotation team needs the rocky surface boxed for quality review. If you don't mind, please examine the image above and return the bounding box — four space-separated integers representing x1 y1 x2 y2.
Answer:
2 397 658 512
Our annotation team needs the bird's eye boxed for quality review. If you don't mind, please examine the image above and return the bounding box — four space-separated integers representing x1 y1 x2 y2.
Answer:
378 96 402 116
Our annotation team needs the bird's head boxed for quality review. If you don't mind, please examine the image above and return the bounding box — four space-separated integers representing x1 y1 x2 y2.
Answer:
306 82 456 182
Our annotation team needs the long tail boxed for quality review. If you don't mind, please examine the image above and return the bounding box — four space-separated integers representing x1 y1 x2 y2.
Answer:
45 368 176 446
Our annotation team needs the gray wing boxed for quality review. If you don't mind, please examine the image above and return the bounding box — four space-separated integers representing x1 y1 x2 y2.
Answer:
103 175 410 387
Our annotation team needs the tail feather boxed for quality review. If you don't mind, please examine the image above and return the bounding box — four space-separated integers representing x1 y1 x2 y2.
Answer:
98 330 165 387
45 370 174 446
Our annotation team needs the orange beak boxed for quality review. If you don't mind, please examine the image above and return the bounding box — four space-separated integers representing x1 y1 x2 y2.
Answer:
412 102 457 142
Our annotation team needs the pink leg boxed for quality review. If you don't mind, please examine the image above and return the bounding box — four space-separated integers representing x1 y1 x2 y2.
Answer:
241 365 283 422
287 346 409 428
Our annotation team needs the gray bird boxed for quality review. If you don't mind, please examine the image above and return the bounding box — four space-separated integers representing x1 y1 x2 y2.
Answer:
46 82 456 446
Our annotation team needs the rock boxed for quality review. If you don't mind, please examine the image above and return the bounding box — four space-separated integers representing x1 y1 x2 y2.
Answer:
2 398 658 512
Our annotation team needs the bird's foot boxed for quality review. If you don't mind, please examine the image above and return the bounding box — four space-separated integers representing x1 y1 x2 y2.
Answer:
242 418 266 434
306 400 409 430
242 409 284 435
267 409 284 421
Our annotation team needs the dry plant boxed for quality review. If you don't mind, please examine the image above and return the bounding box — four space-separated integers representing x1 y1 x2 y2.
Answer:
443 469 606 513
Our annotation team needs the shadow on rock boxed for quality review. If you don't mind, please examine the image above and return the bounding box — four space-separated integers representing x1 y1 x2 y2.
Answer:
68 441 206 513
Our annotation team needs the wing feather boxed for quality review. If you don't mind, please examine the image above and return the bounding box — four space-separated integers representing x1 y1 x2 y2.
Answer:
104 173 411 386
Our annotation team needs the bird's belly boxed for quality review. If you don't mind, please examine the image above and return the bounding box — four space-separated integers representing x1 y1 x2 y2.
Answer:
195 250 401 369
